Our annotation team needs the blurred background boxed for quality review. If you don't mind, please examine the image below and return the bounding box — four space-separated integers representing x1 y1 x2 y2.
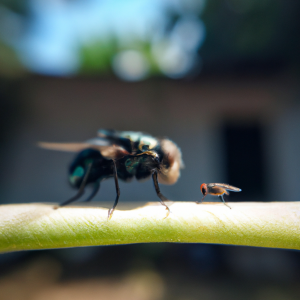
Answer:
1 0 300 299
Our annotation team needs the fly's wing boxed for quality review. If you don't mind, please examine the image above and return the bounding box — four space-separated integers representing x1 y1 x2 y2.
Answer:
38 142 94 152
38 137 129 160
208 183 242 192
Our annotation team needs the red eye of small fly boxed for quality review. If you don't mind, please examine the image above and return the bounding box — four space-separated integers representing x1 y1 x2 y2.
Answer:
200 183 207 195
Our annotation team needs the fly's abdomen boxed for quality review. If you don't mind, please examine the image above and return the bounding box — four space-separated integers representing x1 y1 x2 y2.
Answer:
68 149 113 188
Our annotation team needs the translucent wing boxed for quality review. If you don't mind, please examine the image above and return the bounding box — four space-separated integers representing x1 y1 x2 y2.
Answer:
38 137 129 160
207 183 242 192
38 142 92 152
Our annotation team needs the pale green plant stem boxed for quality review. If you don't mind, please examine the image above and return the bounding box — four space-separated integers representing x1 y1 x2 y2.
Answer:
0 202 300 252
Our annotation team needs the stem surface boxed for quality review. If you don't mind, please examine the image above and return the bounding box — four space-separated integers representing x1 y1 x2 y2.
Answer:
0 202 299 252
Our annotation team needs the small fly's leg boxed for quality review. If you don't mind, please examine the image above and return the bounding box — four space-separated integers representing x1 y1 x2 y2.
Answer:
219 195 231 209
152 170 170 218
108 160 120 220
55 163 93 209
196 195 206 204
83 181 100 202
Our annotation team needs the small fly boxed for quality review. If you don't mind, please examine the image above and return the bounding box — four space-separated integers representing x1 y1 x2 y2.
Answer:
197 183 242 209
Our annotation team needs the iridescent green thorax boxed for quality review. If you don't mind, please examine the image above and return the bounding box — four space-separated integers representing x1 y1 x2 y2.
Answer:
125 155 150 175
120 131 158 150
124 134 158 158
98 129 159 154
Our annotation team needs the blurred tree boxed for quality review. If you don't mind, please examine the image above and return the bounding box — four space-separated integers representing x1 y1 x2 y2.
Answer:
0 0 28 78
0 42 26 78
201 0 300 75
0 0 28 15
1 0 300 77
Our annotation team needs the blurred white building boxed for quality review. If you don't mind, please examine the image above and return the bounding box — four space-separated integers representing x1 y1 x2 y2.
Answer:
2 74 299 204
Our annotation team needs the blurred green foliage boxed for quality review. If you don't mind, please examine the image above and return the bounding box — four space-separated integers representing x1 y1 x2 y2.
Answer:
78 37 161 76
0 0 28 15
201 0 300 73
0 42 26 78
79 39 117 75
0 0 28 78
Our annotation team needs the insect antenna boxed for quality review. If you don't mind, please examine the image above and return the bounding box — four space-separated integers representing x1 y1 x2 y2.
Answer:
108 160 120 220
55 163 93 209
152 170 171 218
219 195 231 209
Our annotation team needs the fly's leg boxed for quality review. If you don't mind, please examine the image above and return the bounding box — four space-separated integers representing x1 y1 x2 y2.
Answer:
108 160 120 220
55 163 93 209
152 170 170 218
219 195 231 209
83 181 100 202
196 195 206 204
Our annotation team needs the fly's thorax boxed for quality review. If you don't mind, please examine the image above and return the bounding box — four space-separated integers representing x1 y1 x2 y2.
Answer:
138 136 158 151
208 185 227 196
119 131 157 147
124 156 142 175
124 152 160 176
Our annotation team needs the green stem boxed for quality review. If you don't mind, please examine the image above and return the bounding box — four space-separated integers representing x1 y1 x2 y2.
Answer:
0 202 299 252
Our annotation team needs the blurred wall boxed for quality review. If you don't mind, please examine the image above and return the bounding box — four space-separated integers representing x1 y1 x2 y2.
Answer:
1 74 299 205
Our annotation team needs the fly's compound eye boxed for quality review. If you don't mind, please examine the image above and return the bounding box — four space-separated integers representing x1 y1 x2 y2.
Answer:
200 184 207 196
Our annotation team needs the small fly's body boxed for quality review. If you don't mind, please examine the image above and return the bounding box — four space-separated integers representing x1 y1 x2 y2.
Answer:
39 129 183 219
198 183 242 209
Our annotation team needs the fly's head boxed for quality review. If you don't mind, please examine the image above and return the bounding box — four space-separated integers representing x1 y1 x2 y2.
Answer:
200 183 208 196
